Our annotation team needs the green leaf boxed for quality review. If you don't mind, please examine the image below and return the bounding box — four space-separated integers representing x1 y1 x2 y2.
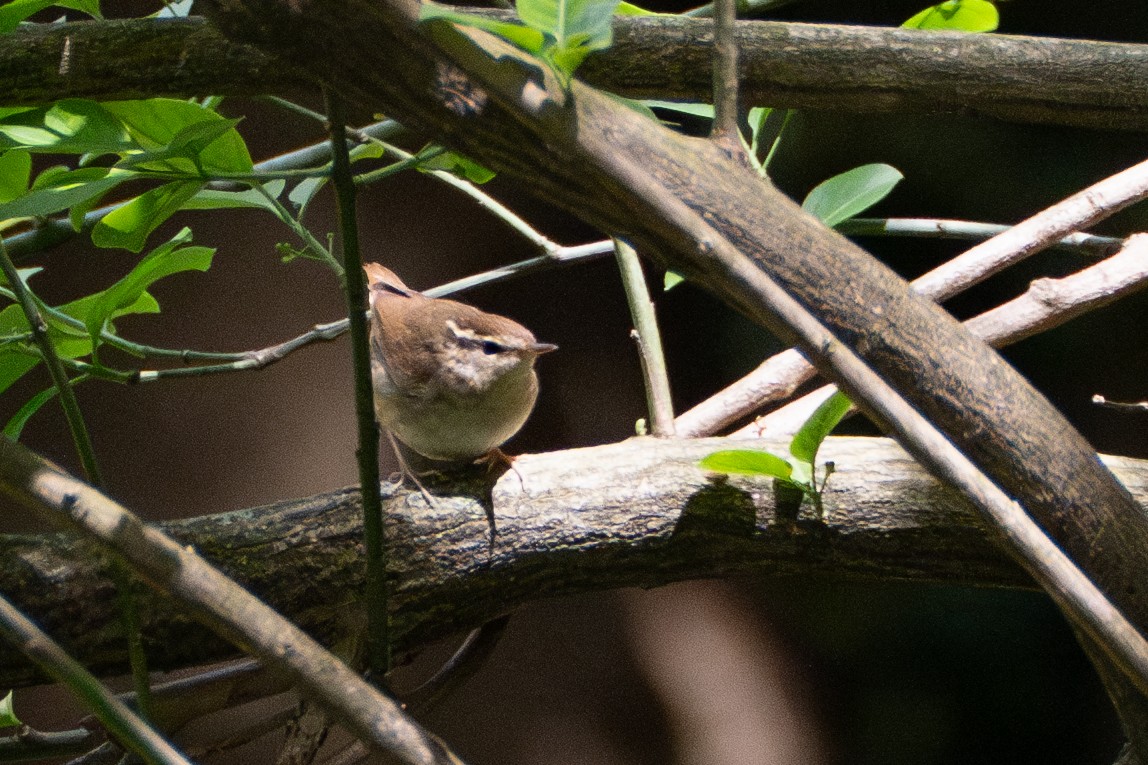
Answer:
517 0 619 52
185 180 286 214
599 92 658 120
802 163 903 227
286 177 325 217
103 100 253 174
0 101 132 155
614 1 670 14
59 0 102 17
154 0 192 17
699 449 794 480
419 4 547 54
663 270 684 290
0 0 57 33
0 350 39 399
789 391 852 465
83 228 214 355
4 385 59 440
116 117 244 174
0 691 19 727
0 151 31 203
92 180 204 252
902 0 998 31
519 0 620 78
0 167 129 221
419 151 496 184
642 100 715 119
747 107 771 158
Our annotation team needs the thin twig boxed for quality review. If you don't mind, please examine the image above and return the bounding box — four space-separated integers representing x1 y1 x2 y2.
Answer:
913 156 1148 301
368 141 562 256
0 725 99 762
1093 395 1148 412
838 217 1122 258
744 233 1148 437
401 617 511 713
326 91 390 678
613 239 675 436
678 156 1148 437
0 438 466 765
708 0 746 162
0 594 190 765
0 241 154 719
0 243 101 484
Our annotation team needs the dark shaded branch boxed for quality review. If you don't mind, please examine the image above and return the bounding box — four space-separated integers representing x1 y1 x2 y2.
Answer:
1 436 1145 689
4 16 1148 130
0 438 464 765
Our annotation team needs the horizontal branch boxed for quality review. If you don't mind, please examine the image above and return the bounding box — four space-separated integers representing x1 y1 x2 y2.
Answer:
5 16 1148 130
1 436 1146 689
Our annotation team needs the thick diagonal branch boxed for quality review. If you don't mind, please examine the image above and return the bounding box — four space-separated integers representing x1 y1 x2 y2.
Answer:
197 0 1148 641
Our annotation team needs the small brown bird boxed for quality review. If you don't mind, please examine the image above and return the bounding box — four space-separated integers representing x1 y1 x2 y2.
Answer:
365 264 556 464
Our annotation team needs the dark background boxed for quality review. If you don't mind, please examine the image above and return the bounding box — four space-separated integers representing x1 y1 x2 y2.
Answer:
5 0 1148 762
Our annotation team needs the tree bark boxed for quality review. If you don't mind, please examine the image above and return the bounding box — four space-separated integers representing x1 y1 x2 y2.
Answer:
4 16 1148 130
0 436 1145 689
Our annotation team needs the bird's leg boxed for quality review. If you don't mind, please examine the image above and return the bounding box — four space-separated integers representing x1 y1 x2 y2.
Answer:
385 431 438 508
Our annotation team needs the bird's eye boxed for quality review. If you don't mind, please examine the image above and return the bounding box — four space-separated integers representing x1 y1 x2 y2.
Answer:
482 340 502 355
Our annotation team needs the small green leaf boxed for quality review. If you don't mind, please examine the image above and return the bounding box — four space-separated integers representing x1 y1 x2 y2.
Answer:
419 151 496 184
154 0 193 18
104 100 253 174
788 459 813 488
0 101 132 155
420 4 547 53
286 178 325 216
614 1 671 14
4 386 60 440
663 270 684 290
802 163 903 227
642 100 715 119
903 0 998 31
517 0 619 50
747 107 771 158
84 228 214 354
0 691 19 727
116 117 244 174
92 180 204 252
0 151 31 203
0 167 128 221
789 391 852 465
0 0 57 34
185 180 287 214
700 449 793 480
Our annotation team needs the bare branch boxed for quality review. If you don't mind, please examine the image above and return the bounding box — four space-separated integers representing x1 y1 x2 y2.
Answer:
679 154 1148 438
747 233 1148 436
0 593 191 765
1 437 1147 690
614 239 676 436
914 158 1148 300
0 438 465 765
6 17 1148 131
